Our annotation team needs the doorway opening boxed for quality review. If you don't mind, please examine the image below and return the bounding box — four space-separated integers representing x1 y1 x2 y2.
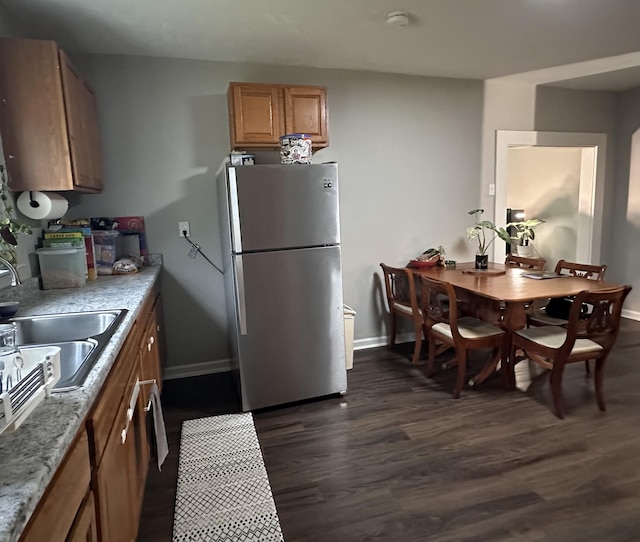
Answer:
494 130 607 266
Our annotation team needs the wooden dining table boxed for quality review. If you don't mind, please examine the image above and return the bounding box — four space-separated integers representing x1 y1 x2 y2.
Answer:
409 261 621 387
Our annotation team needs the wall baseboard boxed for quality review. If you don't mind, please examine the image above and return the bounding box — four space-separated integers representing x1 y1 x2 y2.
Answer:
164 312 640 380
162 333 410 380
163 358 231 380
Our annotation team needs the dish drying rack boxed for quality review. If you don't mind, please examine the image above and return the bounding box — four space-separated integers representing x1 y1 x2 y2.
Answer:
0 347 61 435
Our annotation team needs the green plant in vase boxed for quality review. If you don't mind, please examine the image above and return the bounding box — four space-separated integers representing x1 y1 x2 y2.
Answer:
466 208 511 269
0 165 32 265
509 218 545 256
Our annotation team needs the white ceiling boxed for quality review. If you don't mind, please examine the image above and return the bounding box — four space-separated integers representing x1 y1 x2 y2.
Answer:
3 0 640 90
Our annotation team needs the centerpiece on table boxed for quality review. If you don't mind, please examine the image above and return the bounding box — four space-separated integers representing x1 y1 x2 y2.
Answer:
466 209 511 269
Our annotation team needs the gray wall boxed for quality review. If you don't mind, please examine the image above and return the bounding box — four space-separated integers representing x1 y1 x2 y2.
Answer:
535 85 640 315
66 54 484 371
534 86 618 267
612 86 640 311
0 5 25 37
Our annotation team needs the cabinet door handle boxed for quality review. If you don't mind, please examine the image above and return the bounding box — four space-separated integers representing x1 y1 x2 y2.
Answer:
234 255 247 335
121 378 141 444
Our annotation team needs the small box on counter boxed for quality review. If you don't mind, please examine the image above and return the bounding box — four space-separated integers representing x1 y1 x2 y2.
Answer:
43 226 97 280
37 247 87 289
92 230 123 275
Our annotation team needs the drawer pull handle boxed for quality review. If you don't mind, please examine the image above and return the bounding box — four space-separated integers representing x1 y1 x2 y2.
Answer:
121 378 157 444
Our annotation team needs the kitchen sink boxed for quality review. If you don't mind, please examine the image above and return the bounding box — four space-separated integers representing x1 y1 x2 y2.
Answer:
7 309 128 391
19 340 98 392
10 310 125 345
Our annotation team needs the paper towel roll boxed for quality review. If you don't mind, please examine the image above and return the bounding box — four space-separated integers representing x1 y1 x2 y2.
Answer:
17 191 69 220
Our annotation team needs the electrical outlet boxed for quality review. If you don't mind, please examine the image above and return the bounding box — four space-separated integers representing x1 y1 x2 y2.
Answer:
178 221 190 237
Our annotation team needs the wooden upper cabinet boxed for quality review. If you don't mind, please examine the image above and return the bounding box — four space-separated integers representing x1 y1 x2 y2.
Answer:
228 82 328 149
284 86 328 146
60 51 103 192
229 84 285 147
0 37 103 192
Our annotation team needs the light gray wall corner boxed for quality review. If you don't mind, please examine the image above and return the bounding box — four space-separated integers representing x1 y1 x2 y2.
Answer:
612 86 640 313
533 86 618 266
64 53 484 373
480 80 536 227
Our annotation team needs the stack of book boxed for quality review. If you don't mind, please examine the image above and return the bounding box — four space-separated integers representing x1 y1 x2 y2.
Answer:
42 227 97 281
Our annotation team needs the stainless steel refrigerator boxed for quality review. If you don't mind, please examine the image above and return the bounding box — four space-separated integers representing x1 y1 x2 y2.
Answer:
217 163 347 411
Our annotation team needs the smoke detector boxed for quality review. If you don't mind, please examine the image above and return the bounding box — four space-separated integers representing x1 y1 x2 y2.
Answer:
386 11 410 27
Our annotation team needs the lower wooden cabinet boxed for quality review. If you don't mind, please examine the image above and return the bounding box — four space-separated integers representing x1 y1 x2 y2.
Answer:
93 351 145 542
140 296 163 407
92 291 162 542
19 431 91 542
67 492 98 542
20 290 165 542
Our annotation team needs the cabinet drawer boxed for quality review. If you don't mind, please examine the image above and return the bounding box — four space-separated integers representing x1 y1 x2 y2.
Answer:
19 430 91 542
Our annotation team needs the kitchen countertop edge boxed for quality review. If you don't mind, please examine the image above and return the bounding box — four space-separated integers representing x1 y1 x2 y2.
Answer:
0 265 162 542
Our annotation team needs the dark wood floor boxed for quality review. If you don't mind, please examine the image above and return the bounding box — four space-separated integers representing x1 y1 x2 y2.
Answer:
138 318 640 542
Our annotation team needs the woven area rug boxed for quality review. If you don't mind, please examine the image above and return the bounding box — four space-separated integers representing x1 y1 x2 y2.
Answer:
172 413 284 542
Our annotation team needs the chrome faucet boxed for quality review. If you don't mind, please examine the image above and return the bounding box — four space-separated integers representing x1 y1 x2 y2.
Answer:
0 256 21 286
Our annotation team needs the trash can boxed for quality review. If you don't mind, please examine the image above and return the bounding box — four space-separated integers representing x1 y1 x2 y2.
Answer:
343 305 356 370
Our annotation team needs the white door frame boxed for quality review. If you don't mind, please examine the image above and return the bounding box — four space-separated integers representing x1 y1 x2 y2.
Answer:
494 130 607 264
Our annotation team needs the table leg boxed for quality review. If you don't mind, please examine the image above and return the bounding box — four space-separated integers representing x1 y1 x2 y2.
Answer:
468 301 527 389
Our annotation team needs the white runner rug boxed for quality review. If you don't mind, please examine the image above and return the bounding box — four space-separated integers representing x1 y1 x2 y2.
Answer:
172 413 284 542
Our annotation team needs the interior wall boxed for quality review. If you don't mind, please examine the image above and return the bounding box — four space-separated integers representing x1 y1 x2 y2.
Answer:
0 4 26 36
481 80 536 222
534 86 618 264
613 86 640 316
66 53 484 370
507 147 582 265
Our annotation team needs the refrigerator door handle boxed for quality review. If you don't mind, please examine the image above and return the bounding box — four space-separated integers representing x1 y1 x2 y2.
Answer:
234 255 248 335
228 167 243 253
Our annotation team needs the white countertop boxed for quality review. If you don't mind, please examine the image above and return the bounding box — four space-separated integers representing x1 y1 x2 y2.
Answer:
0 265 162 542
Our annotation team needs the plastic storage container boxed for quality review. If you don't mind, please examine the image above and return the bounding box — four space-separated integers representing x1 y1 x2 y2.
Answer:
36 247 87 289
92 230 122 274
343 305 356 370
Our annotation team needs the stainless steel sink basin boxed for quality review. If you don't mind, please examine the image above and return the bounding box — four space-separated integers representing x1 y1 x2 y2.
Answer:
10 310 125 345
8 309 128 391
19 340 98 392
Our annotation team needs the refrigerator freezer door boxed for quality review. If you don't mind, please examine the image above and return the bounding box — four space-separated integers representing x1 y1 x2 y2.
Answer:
233 245 346 411
228 164 340 252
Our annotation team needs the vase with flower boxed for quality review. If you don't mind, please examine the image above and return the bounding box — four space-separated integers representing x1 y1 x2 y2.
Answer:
466 209 511 269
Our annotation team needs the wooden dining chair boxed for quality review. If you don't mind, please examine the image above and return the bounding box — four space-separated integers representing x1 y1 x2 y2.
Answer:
527 260 608 374
419 275 509 398
505 254 546 270
380 263 424 364
527 259 608 327
509 285 631 419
